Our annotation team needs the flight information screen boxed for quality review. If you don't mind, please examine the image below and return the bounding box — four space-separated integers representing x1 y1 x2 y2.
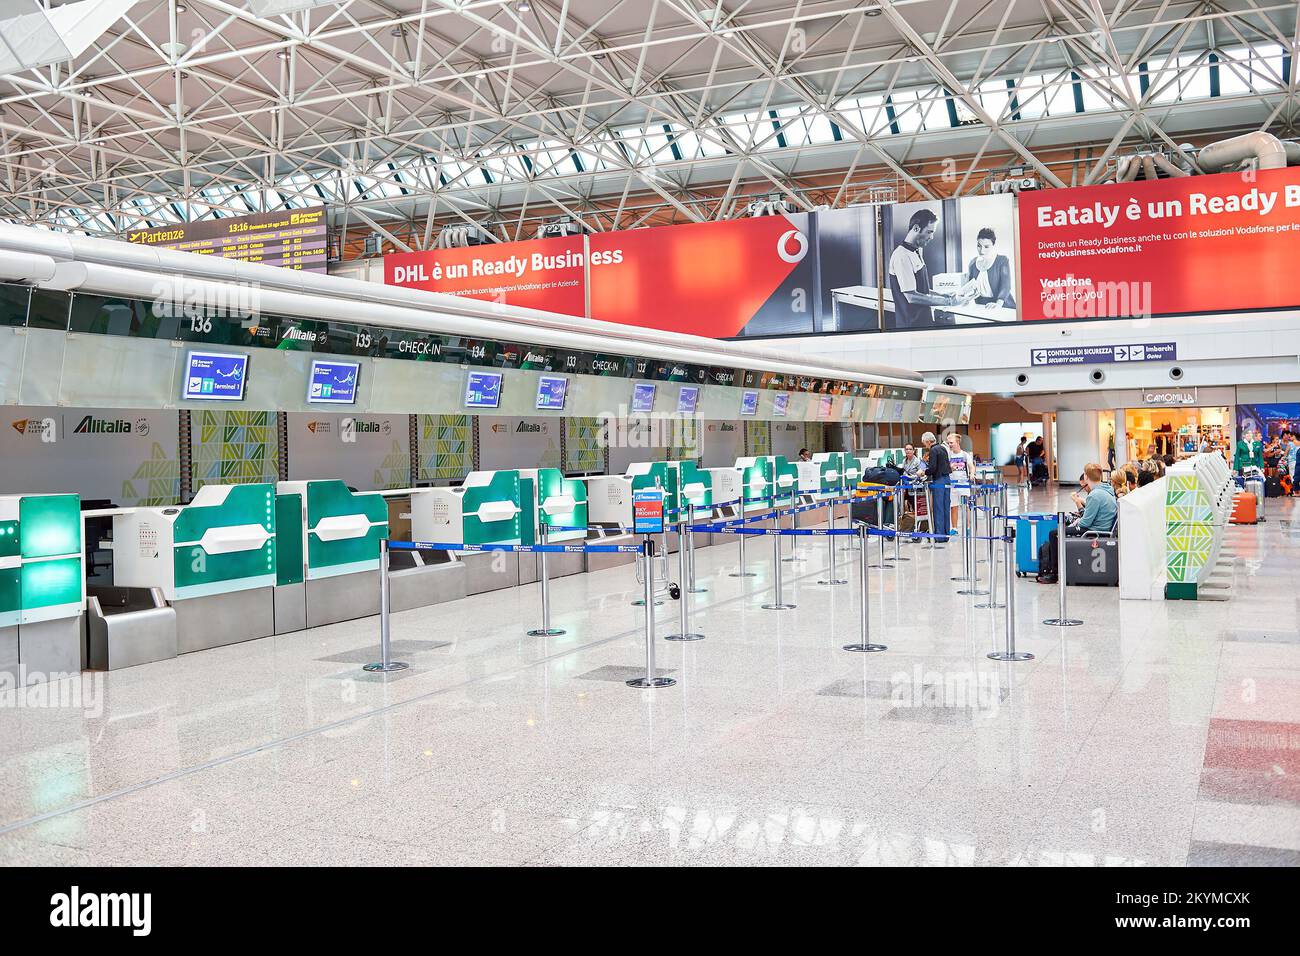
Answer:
128 208 328 272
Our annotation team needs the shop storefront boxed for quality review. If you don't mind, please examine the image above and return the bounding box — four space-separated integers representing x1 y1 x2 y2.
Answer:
1124 400 1231 464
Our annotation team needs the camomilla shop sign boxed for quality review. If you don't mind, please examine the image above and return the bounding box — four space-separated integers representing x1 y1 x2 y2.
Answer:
1141 388 1198 407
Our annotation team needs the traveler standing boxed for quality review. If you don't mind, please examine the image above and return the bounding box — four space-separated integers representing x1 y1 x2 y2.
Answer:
922 431 951 543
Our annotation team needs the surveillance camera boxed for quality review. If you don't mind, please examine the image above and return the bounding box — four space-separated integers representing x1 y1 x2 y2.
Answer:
1015 373 1029 386
942 375 957 387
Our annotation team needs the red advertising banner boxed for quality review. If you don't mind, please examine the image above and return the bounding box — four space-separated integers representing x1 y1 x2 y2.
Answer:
588 215 813 337
384 235 587 315
1018 167 1300 321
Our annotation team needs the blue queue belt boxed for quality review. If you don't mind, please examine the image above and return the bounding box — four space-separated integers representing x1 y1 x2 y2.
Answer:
387 540 645 554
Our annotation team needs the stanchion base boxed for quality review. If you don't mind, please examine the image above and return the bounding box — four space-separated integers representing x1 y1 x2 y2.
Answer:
818 578 848 586
729 570 757 577
988 651 1034 662
842 643 888 653
527 627 566 636
974 602 1006 610
664 632 705 642
891 556 912 562
869 563 895 570
630 599 664 607
1043 618 1083 627
626 676 677 688
362 661 410 673
950 575 969 582
687 586 708 594
957 588 990 596
761 602 797 610
781 556 805 563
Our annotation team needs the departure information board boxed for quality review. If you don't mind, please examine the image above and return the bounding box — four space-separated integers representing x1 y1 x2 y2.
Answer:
126 208 328 272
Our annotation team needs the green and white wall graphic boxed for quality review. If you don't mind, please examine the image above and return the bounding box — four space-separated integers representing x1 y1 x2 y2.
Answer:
192 410 279 492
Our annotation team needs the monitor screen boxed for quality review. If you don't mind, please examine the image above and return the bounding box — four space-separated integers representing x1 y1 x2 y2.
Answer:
630 382 656 413
677 385 700 414
818 395 834 419
773 392 790 417
307 360 360 405
739 390 759 416
536 375 568 410
465 371 503 409
183 350 248 401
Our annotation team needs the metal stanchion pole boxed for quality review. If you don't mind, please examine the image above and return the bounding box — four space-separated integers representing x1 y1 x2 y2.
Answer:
762 530 796 610
627 536 676 688
819 497 847 586
1044 510 1083 627
843 524 886 653
364 539 410 672
957 499 989 595
922 486 937 550
989 525 1032 661
527 523 565 637
976 512 1006 610
730 506 755 577
686 502 707 593
665 518 704 641
951 494 970 581
891 486 909 562
870 493 893 569
784 491 802 562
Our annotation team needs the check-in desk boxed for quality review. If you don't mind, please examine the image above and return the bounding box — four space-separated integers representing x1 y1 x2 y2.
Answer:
277 479 388 627
410 470 524 594
0 493 84 682
111 483 276 653
518 468 589 582
585 461 680 568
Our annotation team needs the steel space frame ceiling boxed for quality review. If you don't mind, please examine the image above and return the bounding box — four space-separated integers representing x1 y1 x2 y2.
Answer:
0 0 1296 248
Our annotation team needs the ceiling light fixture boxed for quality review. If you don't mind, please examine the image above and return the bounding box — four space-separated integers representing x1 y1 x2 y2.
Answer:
864 5 882 16
516 0 531 12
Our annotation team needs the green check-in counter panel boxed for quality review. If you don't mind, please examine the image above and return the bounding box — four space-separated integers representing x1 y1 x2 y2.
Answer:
278 480 389 580
112 483 276 600
522 468 587 544
0 494 84 627
409 470 523 547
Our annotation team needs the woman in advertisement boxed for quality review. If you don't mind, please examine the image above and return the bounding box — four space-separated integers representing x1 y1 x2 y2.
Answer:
961 228 1016 309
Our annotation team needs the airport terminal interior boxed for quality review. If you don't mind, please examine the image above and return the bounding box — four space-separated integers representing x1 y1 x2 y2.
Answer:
0 0 1298 873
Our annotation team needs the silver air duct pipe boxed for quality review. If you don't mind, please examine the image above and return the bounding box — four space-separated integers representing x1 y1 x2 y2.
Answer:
44 261 927 393
0 223 922 385
0 251 58 283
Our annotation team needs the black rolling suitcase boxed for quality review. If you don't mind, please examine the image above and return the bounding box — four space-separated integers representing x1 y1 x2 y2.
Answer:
1265 475 1283 498
1064 537 1119 586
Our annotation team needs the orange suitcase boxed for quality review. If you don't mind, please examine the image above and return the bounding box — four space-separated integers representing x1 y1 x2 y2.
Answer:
1230 491 1257 525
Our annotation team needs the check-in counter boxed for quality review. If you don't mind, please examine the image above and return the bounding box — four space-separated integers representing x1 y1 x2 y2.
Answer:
0 493 84 682
585 461 682 552
519 467 588 582
410 470 524 594
112 483 276 652
277 479 388 627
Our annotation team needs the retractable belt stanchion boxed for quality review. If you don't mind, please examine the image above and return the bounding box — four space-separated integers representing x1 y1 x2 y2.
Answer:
989 525 1032 662
952 494 970 581
843 524 886 653
922 486 937 550
730 506 755 578
784 491 802 562
527 523 565 637
686 502 707 594
1043 510 1083 627
364 539 410 673
665 515 704 642
762 528 796 610
959 492 989 597
627 536 676 688
976 511 1006 610
891 486 908 562
819 495 848 586
870 493 893 569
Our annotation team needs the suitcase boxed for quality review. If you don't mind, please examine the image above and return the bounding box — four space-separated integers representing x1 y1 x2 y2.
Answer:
1245 477 1265 516
1064 536 1119 586
1265 476 1284 498
1015 514 1058 576
1230 491 1257 525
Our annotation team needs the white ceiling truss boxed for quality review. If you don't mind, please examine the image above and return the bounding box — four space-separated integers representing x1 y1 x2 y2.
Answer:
0 0 1296 248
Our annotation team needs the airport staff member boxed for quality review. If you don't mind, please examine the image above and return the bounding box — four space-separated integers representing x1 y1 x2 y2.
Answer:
888 209 959 330
921 431 951 542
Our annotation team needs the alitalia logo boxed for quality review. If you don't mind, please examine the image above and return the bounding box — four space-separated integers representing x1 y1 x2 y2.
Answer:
74 416 132 434
489 422 545 434
281 326 318 343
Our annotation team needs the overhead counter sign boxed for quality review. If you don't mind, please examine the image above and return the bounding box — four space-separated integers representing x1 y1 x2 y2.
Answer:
1030 342 1176 367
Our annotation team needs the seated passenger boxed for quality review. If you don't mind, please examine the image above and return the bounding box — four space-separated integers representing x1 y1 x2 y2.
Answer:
1036 463 1118 585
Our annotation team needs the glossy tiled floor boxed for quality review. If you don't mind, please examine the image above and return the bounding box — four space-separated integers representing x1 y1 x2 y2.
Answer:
1 487 1297 866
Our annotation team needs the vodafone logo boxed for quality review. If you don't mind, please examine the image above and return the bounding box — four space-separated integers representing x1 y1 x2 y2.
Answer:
777 229 808 264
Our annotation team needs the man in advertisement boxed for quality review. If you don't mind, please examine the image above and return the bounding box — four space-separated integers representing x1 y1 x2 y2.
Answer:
887 209 960 329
